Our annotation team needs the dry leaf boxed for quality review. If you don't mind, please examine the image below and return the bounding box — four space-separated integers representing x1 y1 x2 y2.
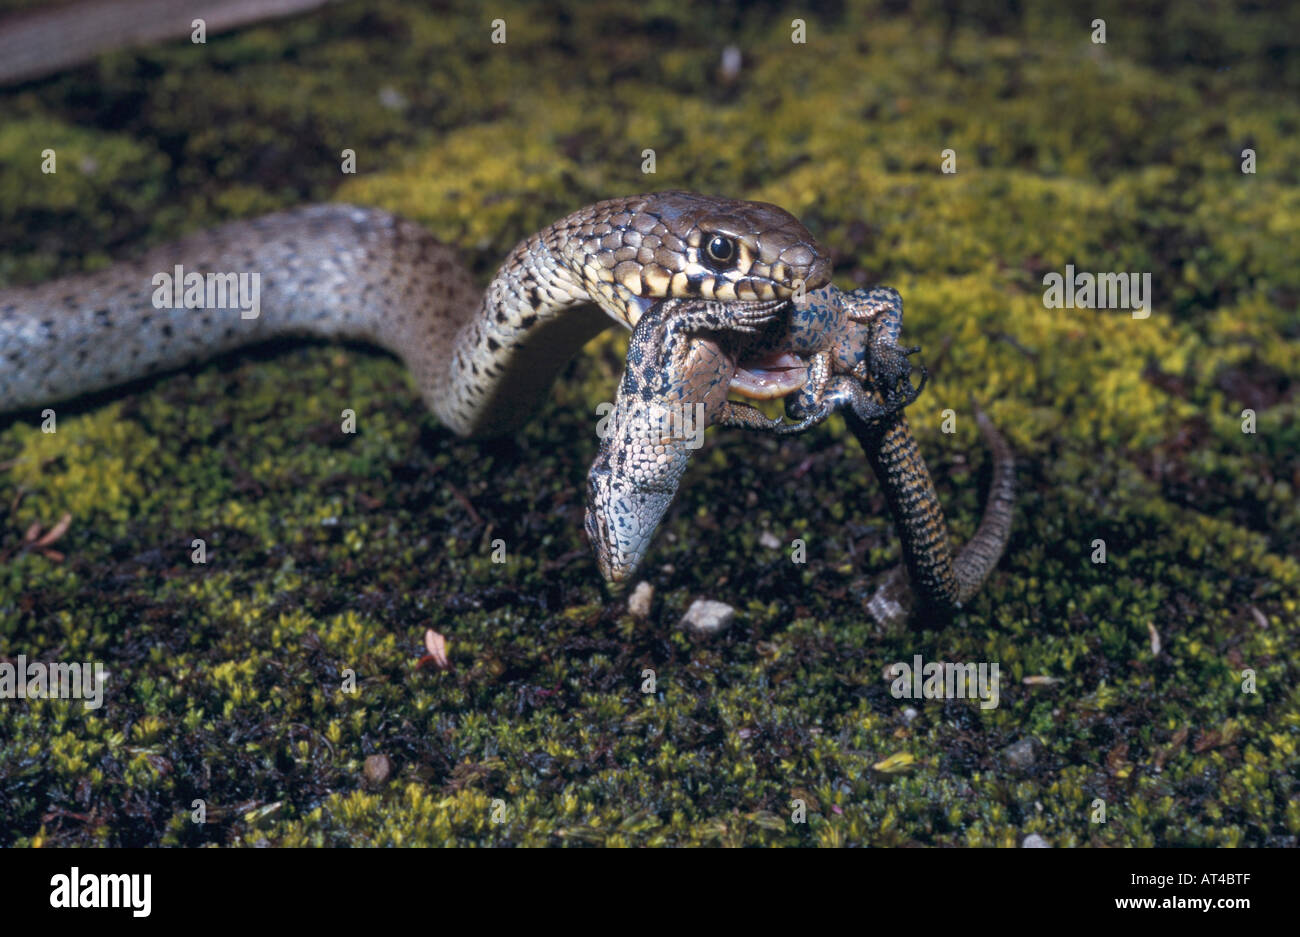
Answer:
872 751 916 774
33 512 72 548
418 628 450 671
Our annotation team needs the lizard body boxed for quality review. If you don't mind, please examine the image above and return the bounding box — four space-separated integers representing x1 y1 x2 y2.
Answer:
585 285 1014 625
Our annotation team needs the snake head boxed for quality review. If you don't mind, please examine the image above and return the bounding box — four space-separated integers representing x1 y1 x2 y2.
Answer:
584 451 675 584
584 191 832 324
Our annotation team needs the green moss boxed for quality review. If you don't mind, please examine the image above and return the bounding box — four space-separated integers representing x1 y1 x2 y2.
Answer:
1 0 1298 847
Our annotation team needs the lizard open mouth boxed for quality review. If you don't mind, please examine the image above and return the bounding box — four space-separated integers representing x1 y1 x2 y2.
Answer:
730 350 807 399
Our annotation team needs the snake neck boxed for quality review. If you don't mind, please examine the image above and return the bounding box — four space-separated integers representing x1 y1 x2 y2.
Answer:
0 204 420 416
427 194 656 437
0 201 622 436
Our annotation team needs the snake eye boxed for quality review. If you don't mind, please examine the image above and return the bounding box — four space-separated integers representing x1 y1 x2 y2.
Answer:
704 235 736 267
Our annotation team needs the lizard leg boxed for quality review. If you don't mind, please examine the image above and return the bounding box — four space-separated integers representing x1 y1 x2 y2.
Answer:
844 286 903 329
763 358 927 436
844 368 926 425
715 400 788 431
841 288 928 418
716 398 834 435
721 351 838 436
785 351 832 418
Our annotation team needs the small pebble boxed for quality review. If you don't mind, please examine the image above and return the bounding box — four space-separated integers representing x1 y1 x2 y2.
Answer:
902 707 919 724
628 581 654 620
680 598 735 635
364 754 392 785
1021 833 1051 848
378 86 408 111
759 531 781 550
1003 738 1037 770
719 45 742 83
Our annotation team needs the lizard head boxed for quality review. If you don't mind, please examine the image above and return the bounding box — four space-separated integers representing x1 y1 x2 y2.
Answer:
584 448 678 584
584 297 720 584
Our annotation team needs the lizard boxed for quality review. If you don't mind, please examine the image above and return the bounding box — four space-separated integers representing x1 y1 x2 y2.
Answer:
585 284 1015 627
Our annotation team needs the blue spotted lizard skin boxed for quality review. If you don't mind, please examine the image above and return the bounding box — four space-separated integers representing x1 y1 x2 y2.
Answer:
585 284 1015 627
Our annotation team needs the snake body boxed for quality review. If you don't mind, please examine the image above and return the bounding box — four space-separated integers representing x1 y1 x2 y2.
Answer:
0 193 829 439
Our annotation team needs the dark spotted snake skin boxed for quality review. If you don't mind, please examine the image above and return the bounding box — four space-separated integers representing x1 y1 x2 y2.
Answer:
0 192 828 437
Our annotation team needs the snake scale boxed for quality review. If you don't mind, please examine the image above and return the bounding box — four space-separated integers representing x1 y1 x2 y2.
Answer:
0 192 1012 624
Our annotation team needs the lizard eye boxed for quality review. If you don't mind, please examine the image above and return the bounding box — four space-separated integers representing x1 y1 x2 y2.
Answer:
704 235 736 267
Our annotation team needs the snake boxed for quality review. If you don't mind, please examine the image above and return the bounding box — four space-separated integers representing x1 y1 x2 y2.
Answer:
585 284 1016 627
0 192 829 440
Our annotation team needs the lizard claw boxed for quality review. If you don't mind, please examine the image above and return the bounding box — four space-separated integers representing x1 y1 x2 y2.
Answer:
768 402 833 435
851 361 927 425
718 399 833 436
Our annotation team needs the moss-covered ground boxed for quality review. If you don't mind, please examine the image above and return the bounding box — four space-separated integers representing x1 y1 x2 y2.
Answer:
1 0 1297 846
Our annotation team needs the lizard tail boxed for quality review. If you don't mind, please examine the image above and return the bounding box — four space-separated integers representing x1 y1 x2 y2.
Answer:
855 399 1015 628
953 399 1016 601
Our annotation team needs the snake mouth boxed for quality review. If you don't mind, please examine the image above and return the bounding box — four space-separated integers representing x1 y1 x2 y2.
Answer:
730 350 807 399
